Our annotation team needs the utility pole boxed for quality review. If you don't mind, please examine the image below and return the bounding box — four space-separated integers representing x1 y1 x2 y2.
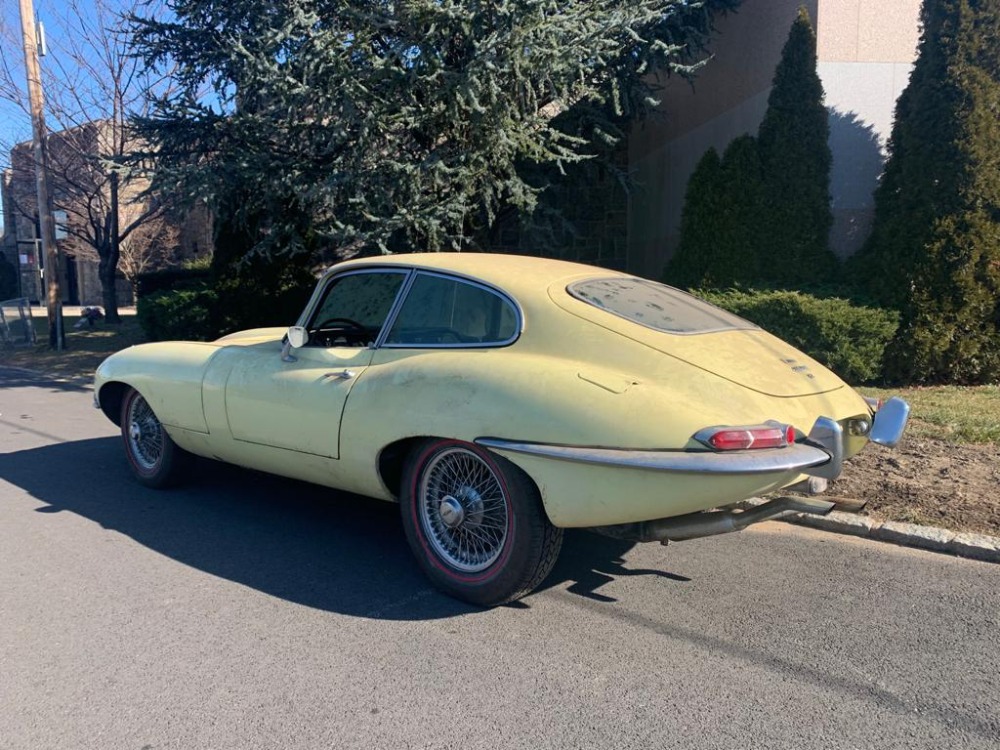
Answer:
18 0 63 350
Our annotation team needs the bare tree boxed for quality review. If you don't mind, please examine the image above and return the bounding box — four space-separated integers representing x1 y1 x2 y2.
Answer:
0 0 175 322
116 202 180 295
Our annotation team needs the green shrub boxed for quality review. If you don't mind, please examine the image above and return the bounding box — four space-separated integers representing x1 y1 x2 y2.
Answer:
697 288 898 384
755 6 837 286
668 8 837 291
207 199 317 336
137 284 219 342
135 267 212 299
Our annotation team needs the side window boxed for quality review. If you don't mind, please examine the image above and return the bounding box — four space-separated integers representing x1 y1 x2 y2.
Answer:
385 273 519 346
307 271 406 347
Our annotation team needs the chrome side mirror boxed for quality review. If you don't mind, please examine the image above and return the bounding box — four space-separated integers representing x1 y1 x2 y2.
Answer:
281 326 308 362
287 326 308 348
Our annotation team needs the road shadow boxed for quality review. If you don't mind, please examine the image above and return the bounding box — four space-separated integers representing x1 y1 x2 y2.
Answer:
0 366 91 393
0 437 690 621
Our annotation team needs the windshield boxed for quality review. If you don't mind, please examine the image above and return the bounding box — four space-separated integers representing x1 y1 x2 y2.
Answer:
567 278 757 334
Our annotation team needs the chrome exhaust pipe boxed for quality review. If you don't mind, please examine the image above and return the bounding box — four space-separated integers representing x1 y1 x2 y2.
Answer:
592 496 840 544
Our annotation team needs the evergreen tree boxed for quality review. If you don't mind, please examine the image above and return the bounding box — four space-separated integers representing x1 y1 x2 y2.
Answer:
129 0 739 261
664 147 723 288
669 7 834 291
665 137 764 288
850 0 1000 383
712 135 766 286
208 189 318 334
756 6 837 286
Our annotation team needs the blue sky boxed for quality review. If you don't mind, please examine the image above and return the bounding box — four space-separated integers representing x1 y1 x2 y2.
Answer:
0 0 163 231
0 0 87 151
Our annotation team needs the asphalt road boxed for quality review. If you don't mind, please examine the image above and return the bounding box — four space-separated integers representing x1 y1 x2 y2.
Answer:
1 367 998 750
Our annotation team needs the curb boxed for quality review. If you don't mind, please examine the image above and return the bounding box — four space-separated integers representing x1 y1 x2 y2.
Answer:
744 498 1000 563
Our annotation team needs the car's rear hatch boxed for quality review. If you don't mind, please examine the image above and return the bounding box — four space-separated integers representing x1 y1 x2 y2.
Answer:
549 277 845 398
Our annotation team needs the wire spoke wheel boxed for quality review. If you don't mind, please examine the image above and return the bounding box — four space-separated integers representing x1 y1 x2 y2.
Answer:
418 447 510 573
126 393 164 471
401 438 564 607
119 387 188 488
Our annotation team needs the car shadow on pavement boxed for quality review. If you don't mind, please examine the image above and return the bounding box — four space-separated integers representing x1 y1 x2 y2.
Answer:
0 366 91 393
0 437 689 620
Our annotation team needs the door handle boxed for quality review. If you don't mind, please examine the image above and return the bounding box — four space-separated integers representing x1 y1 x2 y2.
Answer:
325 370 356 380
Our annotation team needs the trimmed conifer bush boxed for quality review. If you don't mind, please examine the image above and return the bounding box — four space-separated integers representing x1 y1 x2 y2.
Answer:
137 284 218 342
848 0 1000 384
668 7 837 290
756 6 837 286
665 139 767 289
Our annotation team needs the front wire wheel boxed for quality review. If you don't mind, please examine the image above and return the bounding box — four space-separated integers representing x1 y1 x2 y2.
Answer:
120 387 188 488
401 439 563 607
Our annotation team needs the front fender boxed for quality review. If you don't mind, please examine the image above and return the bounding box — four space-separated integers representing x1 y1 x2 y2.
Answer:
95 342 223 433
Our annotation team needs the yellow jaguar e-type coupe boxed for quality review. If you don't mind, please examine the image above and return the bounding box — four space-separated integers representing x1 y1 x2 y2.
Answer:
94 254 909 605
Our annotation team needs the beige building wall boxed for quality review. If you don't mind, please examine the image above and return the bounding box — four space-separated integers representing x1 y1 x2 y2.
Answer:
818 0 921 259
627 0 921 280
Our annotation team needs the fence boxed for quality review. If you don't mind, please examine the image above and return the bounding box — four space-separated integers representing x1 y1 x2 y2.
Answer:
0 298 37 348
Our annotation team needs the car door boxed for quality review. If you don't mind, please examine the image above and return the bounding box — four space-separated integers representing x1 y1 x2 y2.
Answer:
223 269 408 459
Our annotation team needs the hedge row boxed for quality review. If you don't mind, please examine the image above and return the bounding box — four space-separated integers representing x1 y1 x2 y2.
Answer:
697 288 899 384
136 284 219 342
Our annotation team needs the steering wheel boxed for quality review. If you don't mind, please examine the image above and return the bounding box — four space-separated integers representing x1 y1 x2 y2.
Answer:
314 317 367 332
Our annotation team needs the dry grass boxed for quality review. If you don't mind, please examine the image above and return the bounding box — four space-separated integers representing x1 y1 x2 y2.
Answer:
861 385 1000 444
0 316 146 380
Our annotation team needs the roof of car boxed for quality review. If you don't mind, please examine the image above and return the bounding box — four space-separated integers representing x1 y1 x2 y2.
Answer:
331 252 629 297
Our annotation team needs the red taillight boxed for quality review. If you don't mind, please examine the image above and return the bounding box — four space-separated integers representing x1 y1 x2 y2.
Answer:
698 423 796 451
863 396 883 412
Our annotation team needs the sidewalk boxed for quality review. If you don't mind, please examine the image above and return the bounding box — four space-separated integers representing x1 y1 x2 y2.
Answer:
28 305 136 318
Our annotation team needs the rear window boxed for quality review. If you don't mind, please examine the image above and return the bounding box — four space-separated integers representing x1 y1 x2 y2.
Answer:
567 278 757 334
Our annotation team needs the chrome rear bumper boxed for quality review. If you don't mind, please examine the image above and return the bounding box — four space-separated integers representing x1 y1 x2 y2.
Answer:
476 436 832 476
870 397 910 448
478 398 910 483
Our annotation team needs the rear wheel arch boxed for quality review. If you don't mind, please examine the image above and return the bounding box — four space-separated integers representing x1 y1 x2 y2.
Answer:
377 436 550 512
378 436 438 499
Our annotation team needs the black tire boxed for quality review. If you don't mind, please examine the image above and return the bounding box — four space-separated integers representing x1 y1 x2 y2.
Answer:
120 387 189 488
400 439 563 607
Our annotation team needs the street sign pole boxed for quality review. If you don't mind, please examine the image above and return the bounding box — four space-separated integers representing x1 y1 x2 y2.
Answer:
17 0 63 350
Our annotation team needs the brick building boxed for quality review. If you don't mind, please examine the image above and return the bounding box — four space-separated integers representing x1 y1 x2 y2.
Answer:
0 120 211 305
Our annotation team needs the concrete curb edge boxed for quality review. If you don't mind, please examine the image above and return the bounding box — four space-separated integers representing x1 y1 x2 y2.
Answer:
743 498 1000 563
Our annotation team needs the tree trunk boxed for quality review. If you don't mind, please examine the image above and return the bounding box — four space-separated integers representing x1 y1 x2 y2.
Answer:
98 249 120 323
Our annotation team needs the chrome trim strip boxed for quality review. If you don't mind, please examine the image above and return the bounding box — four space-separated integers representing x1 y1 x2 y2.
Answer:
474 438 831 475
373 269 417 349
870 397 910 448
